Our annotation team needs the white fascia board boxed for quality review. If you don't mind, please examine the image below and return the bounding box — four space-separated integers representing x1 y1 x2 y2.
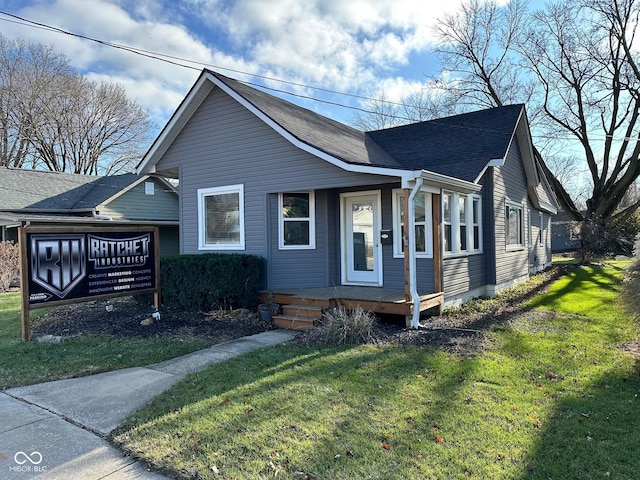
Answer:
538 199 558 215
474 158 505 183
416 170 481 194
99 175 148 206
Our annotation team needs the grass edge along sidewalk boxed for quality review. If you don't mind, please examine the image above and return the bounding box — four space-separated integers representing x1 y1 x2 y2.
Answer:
113 260 640 480
0 294 214 390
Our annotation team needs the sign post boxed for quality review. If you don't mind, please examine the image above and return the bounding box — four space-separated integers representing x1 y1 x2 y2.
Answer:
19 225 160 341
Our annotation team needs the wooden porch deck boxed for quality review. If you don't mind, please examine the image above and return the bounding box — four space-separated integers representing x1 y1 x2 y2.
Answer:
261 286 444 330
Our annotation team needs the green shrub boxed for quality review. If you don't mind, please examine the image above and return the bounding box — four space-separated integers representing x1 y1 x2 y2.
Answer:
159 253 264 311
622 235 640 320
304 305 381 346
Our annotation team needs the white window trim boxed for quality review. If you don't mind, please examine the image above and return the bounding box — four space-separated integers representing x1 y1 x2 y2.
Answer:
197 184 245 251
539 212 545 246
471 196 483 253
506 200 525 251
442 191 483 257
278 191 316 250
392 189 433 258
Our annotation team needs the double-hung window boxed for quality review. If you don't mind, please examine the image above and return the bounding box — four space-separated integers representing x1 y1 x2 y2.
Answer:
442 191 482 255
279 192 315 249
198 184 245 250
471 197 481 250
506 201 524 249
393 190 432 257
443 192 453 253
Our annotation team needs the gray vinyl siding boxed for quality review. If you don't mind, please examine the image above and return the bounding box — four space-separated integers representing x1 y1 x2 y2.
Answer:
156 86 398 278
267 191 329 289
528 212 552 270
493 137 531 286
99 179 178 221
443 254 486 297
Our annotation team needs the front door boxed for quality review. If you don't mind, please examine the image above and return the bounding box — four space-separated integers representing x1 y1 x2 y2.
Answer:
341 191 382 286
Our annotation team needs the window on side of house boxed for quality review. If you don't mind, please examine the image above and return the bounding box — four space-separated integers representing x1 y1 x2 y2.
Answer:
540 213 546 246
443 192 453 253
198 184 245 250
459 195 467 251
393 190 433 257
442 191 483 256
279 192 315 249
506 201 524 249
472 196 482 251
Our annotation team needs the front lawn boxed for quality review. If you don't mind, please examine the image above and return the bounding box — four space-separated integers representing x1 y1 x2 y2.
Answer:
113 261 640 479
0 293 213 389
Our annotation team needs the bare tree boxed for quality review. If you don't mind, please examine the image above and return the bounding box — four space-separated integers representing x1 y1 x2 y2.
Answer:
351 89 402 131
0 34 154 174
429 0 640 254
30 75 154 174
434 0 533 109
519 0 640 223
351 81 457 131
0 35 72 168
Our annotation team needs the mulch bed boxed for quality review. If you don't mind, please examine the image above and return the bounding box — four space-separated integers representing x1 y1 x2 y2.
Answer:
32 296 277 342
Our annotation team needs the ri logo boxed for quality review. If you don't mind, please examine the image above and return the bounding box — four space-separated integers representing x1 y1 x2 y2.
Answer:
30 234 86 298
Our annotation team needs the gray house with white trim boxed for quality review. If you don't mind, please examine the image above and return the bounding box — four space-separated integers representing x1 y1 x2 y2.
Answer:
138 70 558 326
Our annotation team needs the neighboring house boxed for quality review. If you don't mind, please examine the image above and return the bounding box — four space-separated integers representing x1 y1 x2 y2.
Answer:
0 167 179 256
138 70 558 327
551 209 581 253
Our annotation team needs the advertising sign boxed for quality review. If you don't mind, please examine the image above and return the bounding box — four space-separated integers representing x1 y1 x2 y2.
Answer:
25 229 157 306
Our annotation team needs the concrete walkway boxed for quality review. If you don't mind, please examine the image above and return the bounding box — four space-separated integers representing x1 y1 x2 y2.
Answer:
0 330 298 479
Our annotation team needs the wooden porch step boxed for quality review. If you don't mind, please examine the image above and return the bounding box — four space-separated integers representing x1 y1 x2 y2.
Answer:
273 315 316 331
273 304 324 331
281 304 324 320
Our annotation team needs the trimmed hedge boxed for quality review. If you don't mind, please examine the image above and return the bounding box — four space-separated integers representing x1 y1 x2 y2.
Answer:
159 253 264 311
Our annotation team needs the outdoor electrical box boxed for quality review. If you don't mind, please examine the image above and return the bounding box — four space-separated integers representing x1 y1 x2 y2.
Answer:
380 229 392 245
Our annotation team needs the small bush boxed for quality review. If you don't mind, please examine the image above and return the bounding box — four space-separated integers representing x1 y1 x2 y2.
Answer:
622 235 640 321
0 241 20 292
305 305 380 346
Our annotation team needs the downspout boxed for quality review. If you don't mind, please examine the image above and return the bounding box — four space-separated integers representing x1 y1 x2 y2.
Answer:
408 177 423 329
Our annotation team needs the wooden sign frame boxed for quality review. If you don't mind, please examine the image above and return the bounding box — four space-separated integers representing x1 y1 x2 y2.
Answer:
19 224 161 341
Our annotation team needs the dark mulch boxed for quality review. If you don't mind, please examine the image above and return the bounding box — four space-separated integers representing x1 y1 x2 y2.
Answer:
32 266 573 356
32 296 276 343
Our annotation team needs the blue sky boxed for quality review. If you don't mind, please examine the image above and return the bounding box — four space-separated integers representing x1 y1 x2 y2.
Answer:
0 0 518 130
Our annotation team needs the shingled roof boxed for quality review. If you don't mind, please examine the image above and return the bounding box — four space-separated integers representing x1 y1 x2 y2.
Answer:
139 70 531 188
367 105 524 183
212 72 401 169
210 72 524 182
0 167 140 212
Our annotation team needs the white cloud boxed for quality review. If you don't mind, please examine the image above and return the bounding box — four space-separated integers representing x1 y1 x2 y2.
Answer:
1 0 509 126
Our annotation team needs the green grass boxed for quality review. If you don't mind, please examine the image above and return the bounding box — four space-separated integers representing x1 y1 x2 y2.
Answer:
0 293 214 389
113 261 640 479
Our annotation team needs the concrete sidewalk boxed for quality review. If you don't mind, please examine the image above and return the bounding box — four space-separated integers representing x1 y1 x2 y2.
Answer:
0 330 298 479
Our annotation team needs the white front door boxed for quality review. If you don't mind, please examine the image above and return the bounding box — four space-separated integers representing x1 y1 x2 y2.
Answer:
341 191 383 286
